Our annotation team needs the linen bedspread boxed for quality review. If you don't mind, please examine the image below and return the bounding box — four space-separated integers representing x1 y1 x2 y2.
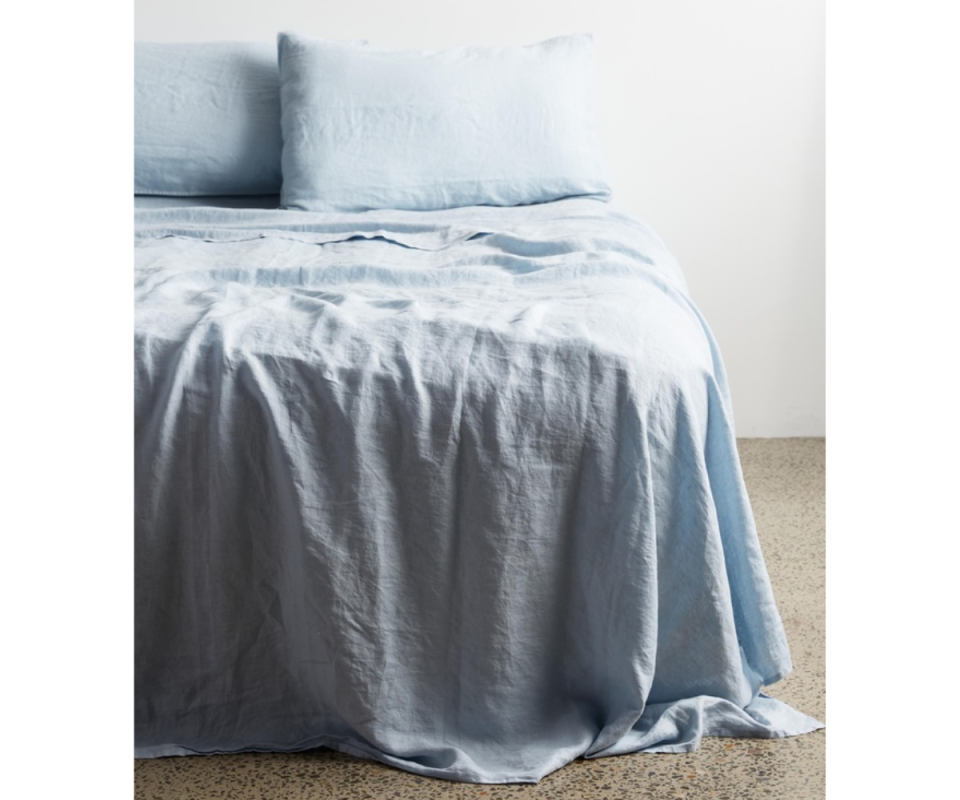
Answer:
134 198 821 782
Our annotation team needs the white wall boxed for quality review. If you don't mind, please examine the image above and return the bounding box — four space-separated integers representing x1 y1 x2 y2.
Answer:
135 0 824 437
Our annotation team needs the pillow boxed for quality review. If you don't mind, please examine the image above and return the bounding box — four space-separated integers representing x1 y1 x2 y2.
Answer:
135 41 283 196
277 33 611 212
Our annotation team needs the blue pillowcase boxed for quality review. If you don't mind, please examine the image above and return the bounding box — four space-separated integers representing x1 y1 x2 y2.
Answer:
277 33 611 212
135 42 283 196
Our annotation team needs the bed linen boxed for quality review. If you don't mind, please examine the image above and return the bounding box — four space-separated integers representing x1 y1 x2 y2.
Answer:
134 198 822 783
276 33 610 212
134 42 284 196
134 195 281 210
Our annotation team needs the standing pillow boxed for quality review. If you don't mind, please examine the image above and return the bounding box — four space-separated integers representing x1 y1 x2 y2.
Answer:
277 32 611 212
135 41 283 196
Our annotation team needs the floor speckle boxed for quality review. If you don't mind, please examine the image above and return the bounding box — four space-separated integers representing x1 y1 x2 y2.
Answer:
135 438 825 799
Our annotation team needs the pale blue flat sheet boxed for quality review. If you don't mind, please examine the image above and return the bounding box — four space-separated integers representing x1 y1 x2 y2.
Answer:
134 198 822 783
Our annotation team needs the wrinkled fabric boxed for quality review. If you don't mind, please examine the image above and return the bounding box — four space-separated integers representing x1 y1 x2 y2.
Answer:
277 33 610 212
134 198 822 783
135 42 284 196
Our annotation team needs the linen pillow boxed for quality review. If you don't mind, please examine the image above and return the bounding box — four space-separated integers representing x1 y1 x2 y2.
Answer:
277 33 611 212
135 42 283 196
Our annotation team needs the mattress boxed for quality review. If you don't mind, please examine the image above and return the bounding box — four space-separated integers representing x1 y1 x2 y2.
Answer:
134 197 822 782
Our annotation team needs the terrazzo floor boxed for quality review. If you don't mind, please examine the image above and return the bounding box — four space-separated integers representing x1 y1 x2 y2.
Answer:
135 437 826 800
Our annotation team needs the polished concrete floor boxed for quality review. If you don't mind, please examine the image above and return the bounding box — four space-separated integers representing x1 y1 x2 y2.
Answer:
135 438 826 799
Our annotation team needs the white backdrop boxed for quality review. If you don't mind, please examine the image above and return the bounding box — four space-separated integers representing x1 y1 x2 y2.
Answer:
135 0 824 437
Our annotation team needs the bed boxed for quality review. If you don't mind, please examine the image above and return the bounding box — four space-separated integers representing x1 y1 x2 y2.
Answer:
134 33 822 784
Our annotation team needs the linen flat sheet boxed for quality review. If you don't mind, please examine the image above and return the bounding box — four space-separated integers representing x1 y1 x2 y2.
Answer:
134 198 822 783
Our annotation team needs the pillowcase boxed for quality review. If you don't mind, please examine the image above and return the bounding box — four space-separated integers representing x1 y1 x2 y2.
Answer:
135 41 283 196
277 33 611 212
